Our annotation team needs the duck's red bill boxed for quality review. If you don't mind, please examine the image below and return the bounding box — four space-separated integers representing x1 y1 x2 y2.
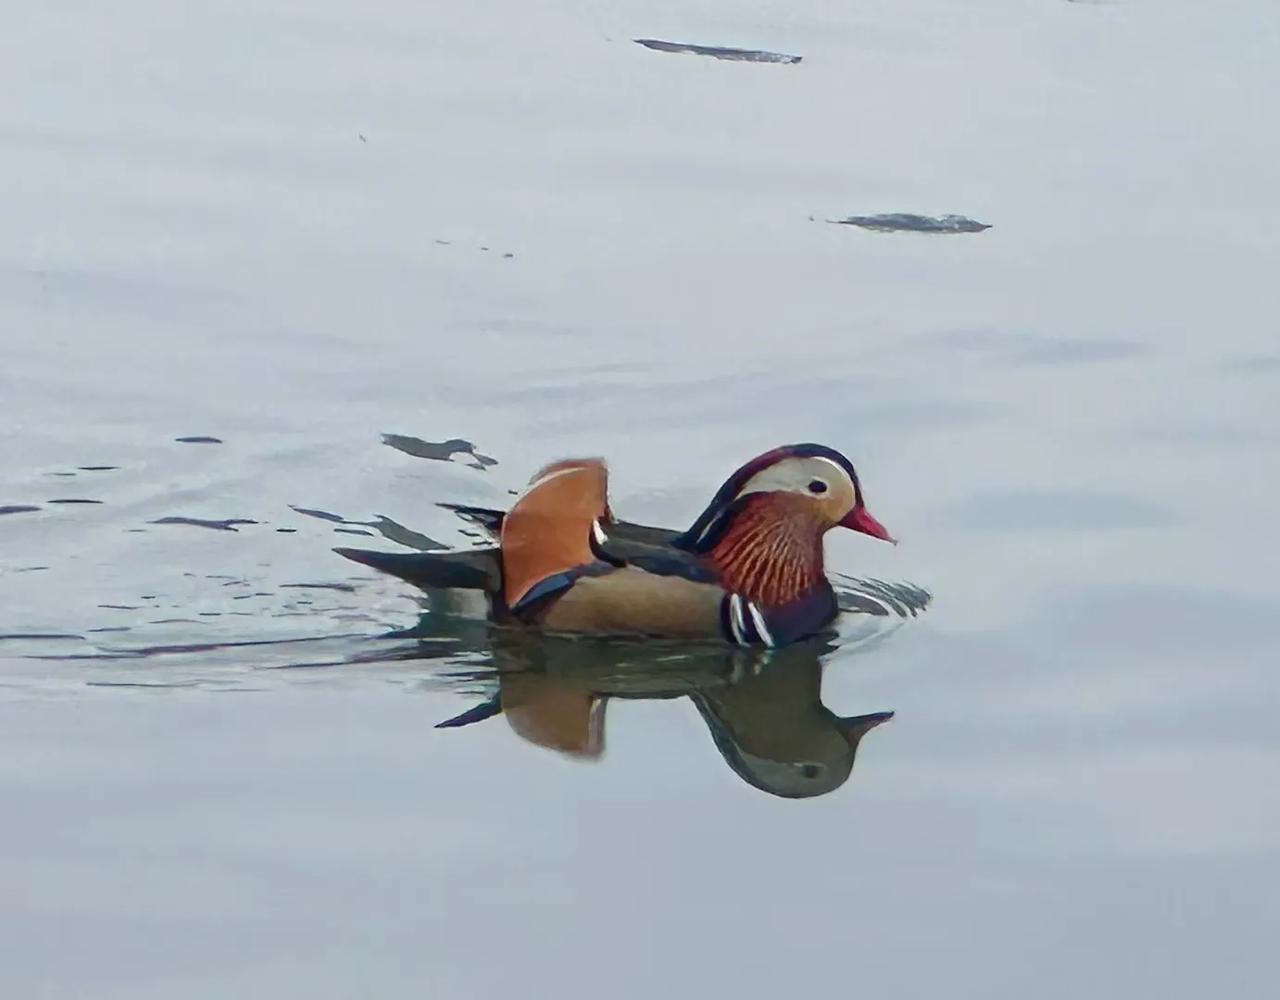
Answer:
841 506 896 544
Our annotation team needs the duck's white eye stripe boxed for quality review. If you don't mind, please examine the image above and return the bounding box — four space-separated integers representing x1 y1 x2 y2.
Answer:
729 594 748 645
746 602 775 647
812 456 849 479
591 520 608 546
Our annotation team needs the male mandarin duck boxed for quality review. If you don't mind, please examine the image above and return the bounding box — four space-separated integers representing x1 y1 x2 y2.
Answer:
336 443 895 647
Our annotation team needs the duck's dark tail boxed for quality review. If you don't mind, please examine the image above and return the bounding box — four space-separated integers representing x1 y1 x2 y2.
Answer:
334 547 498 591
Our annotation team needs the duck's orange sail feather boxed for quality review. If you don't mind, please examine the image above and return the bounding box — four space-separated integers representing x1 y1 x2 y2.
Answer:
500 458 609 610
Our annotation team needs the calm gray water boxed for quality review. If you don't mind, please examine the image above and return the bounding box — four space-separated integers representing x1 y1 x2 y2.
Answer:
3 1 1278 997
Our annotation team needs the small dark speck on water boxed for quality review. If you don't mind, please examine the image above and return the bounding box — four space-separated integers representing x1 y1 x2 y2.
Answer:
276 528 297 533
829 213 992 234
634 38 802 64
175 435 223 444
358 134 367 142
0 504 41 516
78 466 119 472
48 498 104 505
503 253 514 259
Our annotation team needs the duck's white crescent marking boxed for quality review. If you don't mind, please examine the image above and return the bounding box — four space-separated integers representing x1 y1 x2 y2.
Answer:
591 519 608 546
728 594 747 645
746 602 775 647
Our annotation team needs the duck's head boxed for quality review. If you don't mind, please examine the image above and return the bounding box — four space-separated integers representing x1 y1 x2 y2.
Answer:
675 443 894 553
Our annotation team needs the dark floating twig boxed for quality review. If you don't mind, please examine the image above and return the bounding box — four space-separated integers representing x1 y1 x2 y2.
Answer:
381 434 498 468
365 514 447 552
829 213 991 234
635 38 802 64
78 466 119 472
47 498 104 505
290 505 346 523
0 633 85 642
175 435 223 444
0 504 41 516
150 516 259 531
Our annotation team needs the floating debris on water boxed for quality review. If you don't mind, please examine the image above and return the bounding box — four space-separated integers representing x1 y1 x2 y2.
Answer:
829 213 991 234
0 632 85 642
381 434 498 469
290 505 346 523
288 503 445 549
174 435 223 444
150 516 259 531
47 498 104 505
634 38 801 64
0 504 41 516
363 514 446 552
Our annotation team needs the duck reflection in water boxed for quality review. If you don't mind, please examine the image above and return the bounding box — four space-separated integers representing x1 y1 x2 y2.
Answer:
431 632 892 799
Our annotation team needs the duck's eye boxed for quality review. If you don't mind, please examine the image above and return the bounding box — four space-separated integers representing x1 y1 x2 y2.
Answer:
807 479 828 495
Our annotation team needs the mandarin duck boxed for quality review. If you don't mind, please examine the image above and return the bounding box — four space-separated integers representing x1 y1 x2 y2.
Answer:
336 443 895 647
432 633 894 799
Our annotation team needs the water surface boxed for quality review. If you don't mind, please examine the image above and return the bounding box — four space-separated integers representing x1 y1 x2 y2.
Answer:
2 0 1278 997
